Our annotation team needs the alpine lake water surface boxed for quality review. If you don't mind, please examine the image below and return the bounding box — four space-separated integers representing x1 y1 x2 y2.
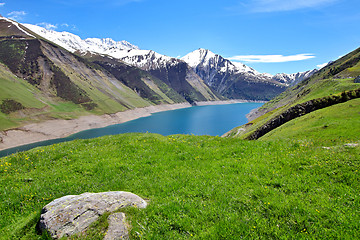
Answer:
0 102 263 157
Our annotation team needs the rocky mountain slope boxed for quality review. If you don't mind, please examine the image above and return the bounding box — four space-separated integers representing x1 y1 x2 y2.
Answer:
27 24 317 101
108 49 221 103
181 48 287 100
25 23 221 104
182 48 318 87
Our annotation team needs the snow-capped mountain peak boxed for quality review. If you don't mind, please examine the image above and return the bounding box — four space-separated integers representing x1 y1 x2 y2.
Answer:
23 23 180 70
23 23 139 54
181 48 217 68
181 48 257 74
113 49 179 70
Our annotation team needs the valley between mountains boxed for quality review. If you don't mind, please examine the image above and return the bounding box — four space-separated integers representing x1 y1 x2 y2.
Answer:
0 16 317 149
0 13 360 240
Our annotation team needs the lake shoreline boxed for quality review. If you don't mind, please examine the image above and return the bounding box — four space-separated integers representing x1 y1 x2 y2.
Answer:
0 100 256 151
195 99 266 106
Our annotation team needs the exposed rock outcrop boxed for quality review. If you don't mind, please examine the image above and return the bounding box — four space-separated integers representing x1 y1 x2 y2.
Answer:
38 191 147 239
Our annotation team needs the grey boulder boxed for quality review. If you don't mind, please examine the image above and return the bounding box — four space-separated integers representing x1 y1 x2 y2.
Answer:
39 191 147 239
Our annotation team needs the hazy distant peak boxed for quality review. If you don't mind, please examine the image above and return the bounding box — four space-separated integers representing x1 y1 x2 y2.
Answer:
272 69 318 86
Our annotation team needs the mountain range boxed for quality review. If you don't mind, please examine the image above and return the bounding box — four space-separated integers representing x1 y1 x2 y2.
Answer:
0 16 317 130
24 23 317 96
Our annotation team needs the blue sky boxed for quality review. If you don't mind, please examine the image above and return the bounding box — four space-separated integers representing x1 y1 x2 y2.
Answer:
2 0 360 74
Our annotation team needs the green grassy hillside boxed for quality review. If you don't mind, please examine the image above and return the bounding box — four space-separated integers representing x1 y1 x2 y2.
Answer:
0 130 359 239
260 98 360 142
0 64 46 129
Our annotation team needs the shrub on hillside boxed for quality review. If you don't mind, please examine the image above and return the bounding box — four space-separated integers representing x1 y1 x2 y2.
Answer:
0 99 24 114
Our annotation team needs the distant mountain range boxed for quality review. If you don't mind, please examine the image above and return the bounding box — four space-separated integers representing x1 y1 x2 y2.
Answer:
183 48 292 100
24 23 317 100
0 16 318 130
271 70 318 86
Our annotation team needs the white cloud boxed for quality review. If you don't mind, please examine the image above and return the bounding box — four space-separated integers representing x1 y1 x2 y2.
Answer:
244 0 339 13
0 3 5 7
228 53 316 63
37 22 58 30
61 23 77 30
33 22 76 31
7 11 27 21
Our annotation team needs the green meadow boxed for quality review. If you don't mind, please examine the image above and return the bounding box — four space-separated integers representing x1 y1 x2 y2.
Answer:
1 128 359 239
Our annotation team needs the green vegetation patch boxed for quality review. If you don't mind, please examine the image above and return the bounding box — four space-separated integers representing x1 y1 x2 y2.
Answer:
0 99 25 114
0 39 45 86
49 64 93 106
0 40 26 73
1 133 359 239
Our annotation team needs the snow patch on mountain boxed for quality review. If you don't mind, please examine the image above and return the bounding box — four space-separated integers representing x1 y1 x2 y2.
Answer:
116 49 179 70
23 23 180 70
23 23 138 54
0 17 36 38
272 69 317 86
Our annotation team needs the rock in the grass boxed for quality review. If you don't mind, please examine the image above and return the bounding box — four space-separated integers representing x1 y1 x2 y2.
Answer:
39 191 147 239
344 143 358 148
104 212 129 240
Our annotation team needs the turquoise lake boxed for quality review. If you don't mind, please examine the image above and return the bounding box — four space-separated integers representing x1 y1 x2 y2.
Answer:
0 102 263 157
